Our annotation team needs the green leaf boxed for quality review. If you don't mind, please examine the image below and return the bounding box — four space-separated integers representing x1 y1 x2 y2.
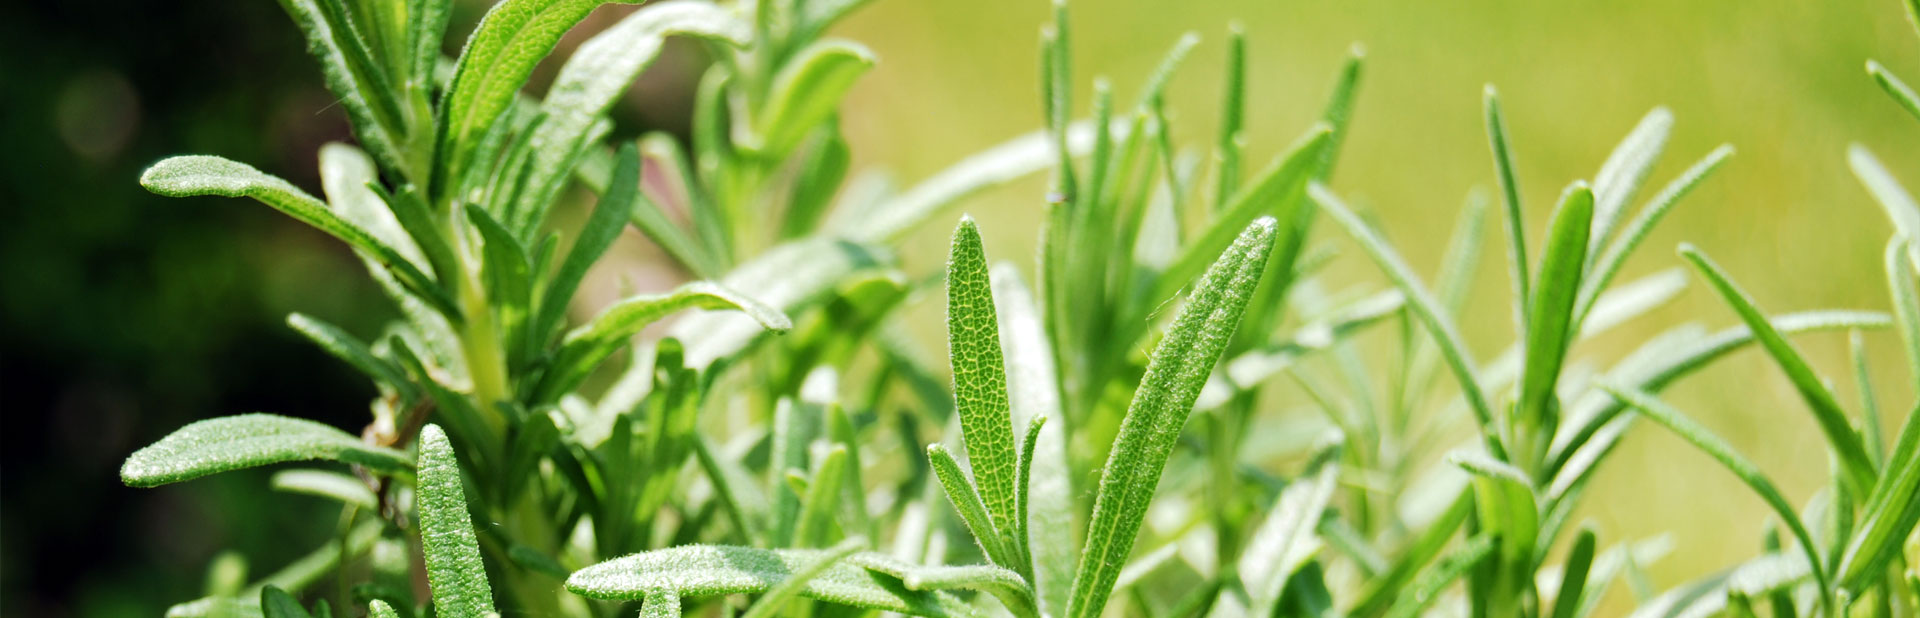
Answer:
1576 145 1734 324
1550 528 1598 618
927 443 1019 572
795 446 850 547
122 414 410 487
165 521 383 618
1887 239 1920 390
464 205 534 364
519 1 749 227
989 263 1074 616
1241 434 1343 615
1484 85 1530 333
1350 492 1474 617
849 124 1094 243
1628 553 1810 618
277 0 406 176
629 133 722 277
1383 534 1498 618
1315 43 1366 178
1836 401 1920 595
753 40 875 158
1214 23 1246 212
1850 145 1920 270
141 156 455 317
437 0 633 190
1678 245 1875 497
270 469 377 509
1588 108 1672 255
944 217 1023 560
415 424 496 618
784 126 853 239
1067 217 1277 618
669 239 883 369
639 588 680 618
566 546 975 616
260 586 310 618
367 600 401 618
534 281 790 403
316 143 424 271
1868 60 1920 123
741 537 866 618
850 553 1037 618
1146 125 1330 311
1598 383 1832 610
1518 182 1593 443
286 313 416 399
1313 183 1502 455
531 143 641 344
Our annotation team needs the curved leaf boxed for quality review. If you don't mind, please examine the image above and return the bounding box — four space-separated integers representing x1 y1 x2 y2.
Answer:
534 281 790 402
1066 217 1277 618
566 546 975 617
944 217 1022 560
122 414 409 487
754 40 875 158
141 156 454 317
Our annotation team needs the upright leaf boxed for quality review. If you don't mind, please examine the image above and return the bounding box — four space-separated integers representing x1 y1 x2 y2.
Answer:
1484 86 1530 333
991 263 1074 615
531 143 642 343
754 40 875 158
122 414 410 487
1066 217 1277 618
944 217 1022 558
1242 435 1343 615
415 425 496 618
437 0 635 190
1518 183 1593 444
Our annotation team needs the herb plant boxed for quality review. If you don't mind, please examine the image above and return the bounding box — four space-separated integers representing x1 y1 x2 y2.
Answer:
121 0 1920 616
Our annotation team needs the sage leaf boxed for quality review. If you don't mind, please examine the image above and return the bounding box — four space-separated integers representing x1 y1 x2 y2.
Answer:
567 546 975 617
122 414 410 487
416 424 496 618
1067 217 1277 618
944 216 1022 561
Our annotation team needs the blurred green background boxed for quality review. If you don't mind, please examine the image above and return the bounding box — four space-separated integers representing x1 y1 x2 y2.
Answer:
2 0 1915 615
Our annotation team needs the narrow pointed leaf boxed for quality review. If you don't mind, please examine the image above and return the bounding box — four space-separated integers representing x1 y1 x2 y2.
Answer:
122 414 409 487
1868 60 1920 123
278 0 405 175
945 217 1021 553
1577 145 1733 324
1383 535 1498 618
367 600 401 618
519 1 749 224
532 143 641 342
1314 184 1501 453
639 588 679 618
438 0 634 189
754 40 874 158
1148 125 1331 308
1850 145 1920 269
566 546 974 616
1599 384 1832 605
140 156 453 316
927 443 1019 571
1484 86 1530 330
1836 401 1920 594
286 313 414 398
851 553 1038 618
260 586 309 618
415 424 496 618
270 469 378 508
1550 528 1598 618
536 281 790 403
1588 108 1672 254
1679 245 1874 497
1067 217 1277 618
1519 183 1593 436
